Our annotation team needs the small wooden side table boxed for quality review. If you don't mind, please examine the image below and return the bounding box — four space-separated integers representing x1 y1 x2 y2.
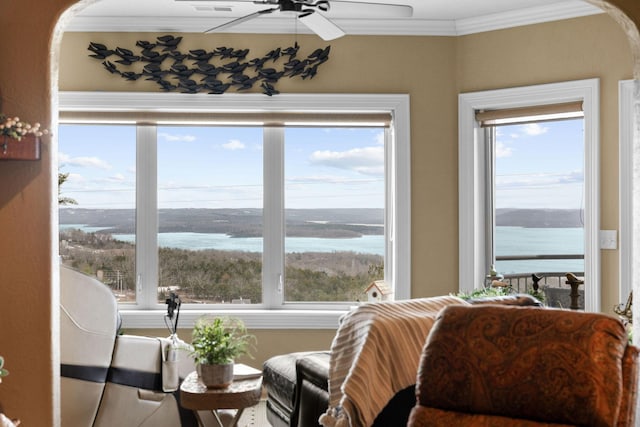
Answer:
180 370 263 427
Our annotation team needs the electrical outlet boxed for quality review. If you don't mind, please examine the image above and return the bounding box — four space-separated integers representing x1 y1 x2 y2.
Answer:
599 230 618 250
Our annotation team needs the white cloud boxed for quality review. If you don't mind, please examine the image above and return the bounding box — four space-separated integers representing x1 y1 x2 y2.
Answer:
521 123 549 136
495 141 512 158
495 170 584 209
108 173 126 182
59 152 111 170
223 139 245 150
64 172 85 184
158 132 196 142
558 169 584 184
287 175 382 185
375 131 384 145
496 169 584 190
309 146 383 175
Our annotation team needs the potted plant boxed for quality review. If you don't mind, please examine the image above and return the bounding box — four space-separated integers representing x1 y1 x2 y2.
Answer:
190 316 255 389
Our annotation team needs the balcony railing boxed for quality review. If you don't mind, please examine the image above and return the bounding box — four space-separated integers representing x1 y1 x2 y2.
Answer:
493 254 584 309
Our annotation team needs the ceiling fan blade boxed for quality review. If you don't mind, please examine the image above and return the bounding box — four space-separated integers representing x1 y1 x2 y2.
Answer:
204 7 277 33
326 1 412 18
299 11 345 41
176 0 277 3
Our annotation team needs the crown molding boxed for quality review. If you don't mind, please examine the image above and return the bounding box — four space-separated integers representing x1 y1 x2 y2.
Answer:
63 1 604 36
454 1 603 36
63 16 458 35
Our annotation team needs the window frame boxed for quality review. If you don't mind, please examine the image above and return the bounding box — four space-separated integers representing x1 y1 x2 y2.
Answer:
458 79 600 312
485 114 586 276
619 80 634 304
58 91 411 329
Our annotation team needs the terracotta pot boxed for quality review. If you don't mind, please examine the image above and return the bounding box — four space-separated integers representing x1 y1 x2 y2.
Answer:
197 362 234 389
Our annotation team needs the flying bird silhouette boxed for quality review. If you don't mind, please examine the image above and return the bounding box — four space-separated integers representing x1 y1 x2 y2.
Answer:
188 49 214 62
88 42 113 59
114 47 139 65
136 40 156 50
156 35 182 51
89 36 331 96
261 81 280 96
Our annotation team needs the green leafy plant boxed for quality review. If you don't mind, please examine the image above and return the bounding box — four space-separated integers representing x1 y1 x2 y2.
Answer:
191 316 255 365
456 285 545 303
528 288 545 302
58 172 77 206
0 356 9 383
455 286 512 300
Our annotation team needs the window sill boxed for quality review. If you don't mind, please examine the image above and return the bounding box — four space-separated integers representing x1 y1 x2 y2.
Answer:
120 309 347 330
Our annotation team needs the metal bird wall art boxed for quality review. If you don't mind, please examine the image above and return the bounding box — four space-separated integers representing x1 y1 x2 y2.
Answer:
88 35 330 96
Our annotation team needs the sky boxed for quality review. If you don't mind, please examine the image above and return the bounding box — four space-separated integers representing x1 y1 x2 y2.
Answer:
494 117 584 210
58 117 584 211
58 124 385 210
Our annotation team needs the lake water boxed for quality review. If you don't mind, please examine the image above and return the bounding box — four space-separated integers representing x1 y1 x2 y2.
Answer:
60 224 584 273
60 224 385 256
112 232 386 256
495 226 584 274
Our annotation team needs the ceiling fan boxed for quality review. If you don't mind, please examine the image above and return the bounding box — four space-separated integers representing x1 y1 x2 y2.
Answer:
177 0 413 41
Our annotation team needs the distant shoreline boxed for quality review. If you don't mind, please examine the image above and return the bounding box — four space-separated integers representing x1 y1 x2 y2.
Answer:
59 207 385 238
59 207 585 237
496 208 584 228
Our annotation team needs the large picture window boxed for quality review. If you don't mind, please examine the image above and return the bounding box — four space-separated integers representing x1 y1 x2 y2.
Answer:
58 92 411 328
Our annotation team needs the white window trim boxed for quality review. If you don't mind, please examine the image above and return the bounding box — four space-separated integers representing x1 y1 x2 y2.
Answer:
458 79 600 312
58 91 411 329
620 80 635 304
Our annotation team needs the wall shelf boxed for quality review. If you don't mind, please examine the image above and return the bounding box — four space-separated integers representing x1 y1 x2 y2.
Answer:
0 135 40 161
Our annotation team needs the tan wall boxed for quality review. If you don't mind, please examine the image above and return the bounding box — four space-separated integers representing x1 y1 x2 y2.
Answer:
59 31 461 300
57 11 634 373
59 31 459 368
128 329 334 371
0 0 639 425
457 14 634 315
0 1 76 425
61 16 632 302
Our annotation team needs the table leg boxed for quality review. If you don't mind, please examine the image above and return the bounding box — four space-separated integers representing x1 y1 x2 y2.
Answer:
212 410 225 427
228 409 245 427
194 411 206 427
208 408 244 427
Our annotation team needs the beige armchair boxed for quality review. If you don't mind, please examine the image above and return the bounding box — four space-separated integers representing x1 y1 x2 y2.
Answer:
60 265 209 427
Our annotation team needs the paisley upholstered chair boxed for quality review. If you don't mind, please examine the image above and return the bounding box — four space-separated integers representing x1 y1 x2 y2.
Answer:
408 304 639 427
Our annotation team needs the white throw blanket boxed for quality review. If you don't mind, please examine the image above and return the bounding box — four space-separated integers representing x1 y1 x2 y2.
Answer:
0 413 19 427
319 296 467 427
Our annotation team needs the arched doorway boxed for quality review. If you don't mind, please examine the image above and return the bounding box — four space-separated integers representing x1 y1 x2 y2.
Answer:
580 0 640 339
2 0 640 425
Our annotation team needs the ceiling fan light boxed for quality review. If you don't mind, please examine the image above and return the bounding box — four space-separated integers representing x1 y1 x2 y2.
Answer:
299 11 345 41
314 0 329 12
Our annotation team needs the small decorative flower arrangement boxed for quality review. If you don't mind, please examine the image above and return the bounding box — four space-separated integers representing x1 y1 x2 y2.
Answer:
0 114 47 141
0 114 48 160
0 356 8 382
0 356 20 426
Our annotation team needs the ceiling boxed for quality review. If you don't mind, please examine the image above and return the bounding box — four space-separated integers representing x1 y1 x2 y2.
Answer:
66 0 603 36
